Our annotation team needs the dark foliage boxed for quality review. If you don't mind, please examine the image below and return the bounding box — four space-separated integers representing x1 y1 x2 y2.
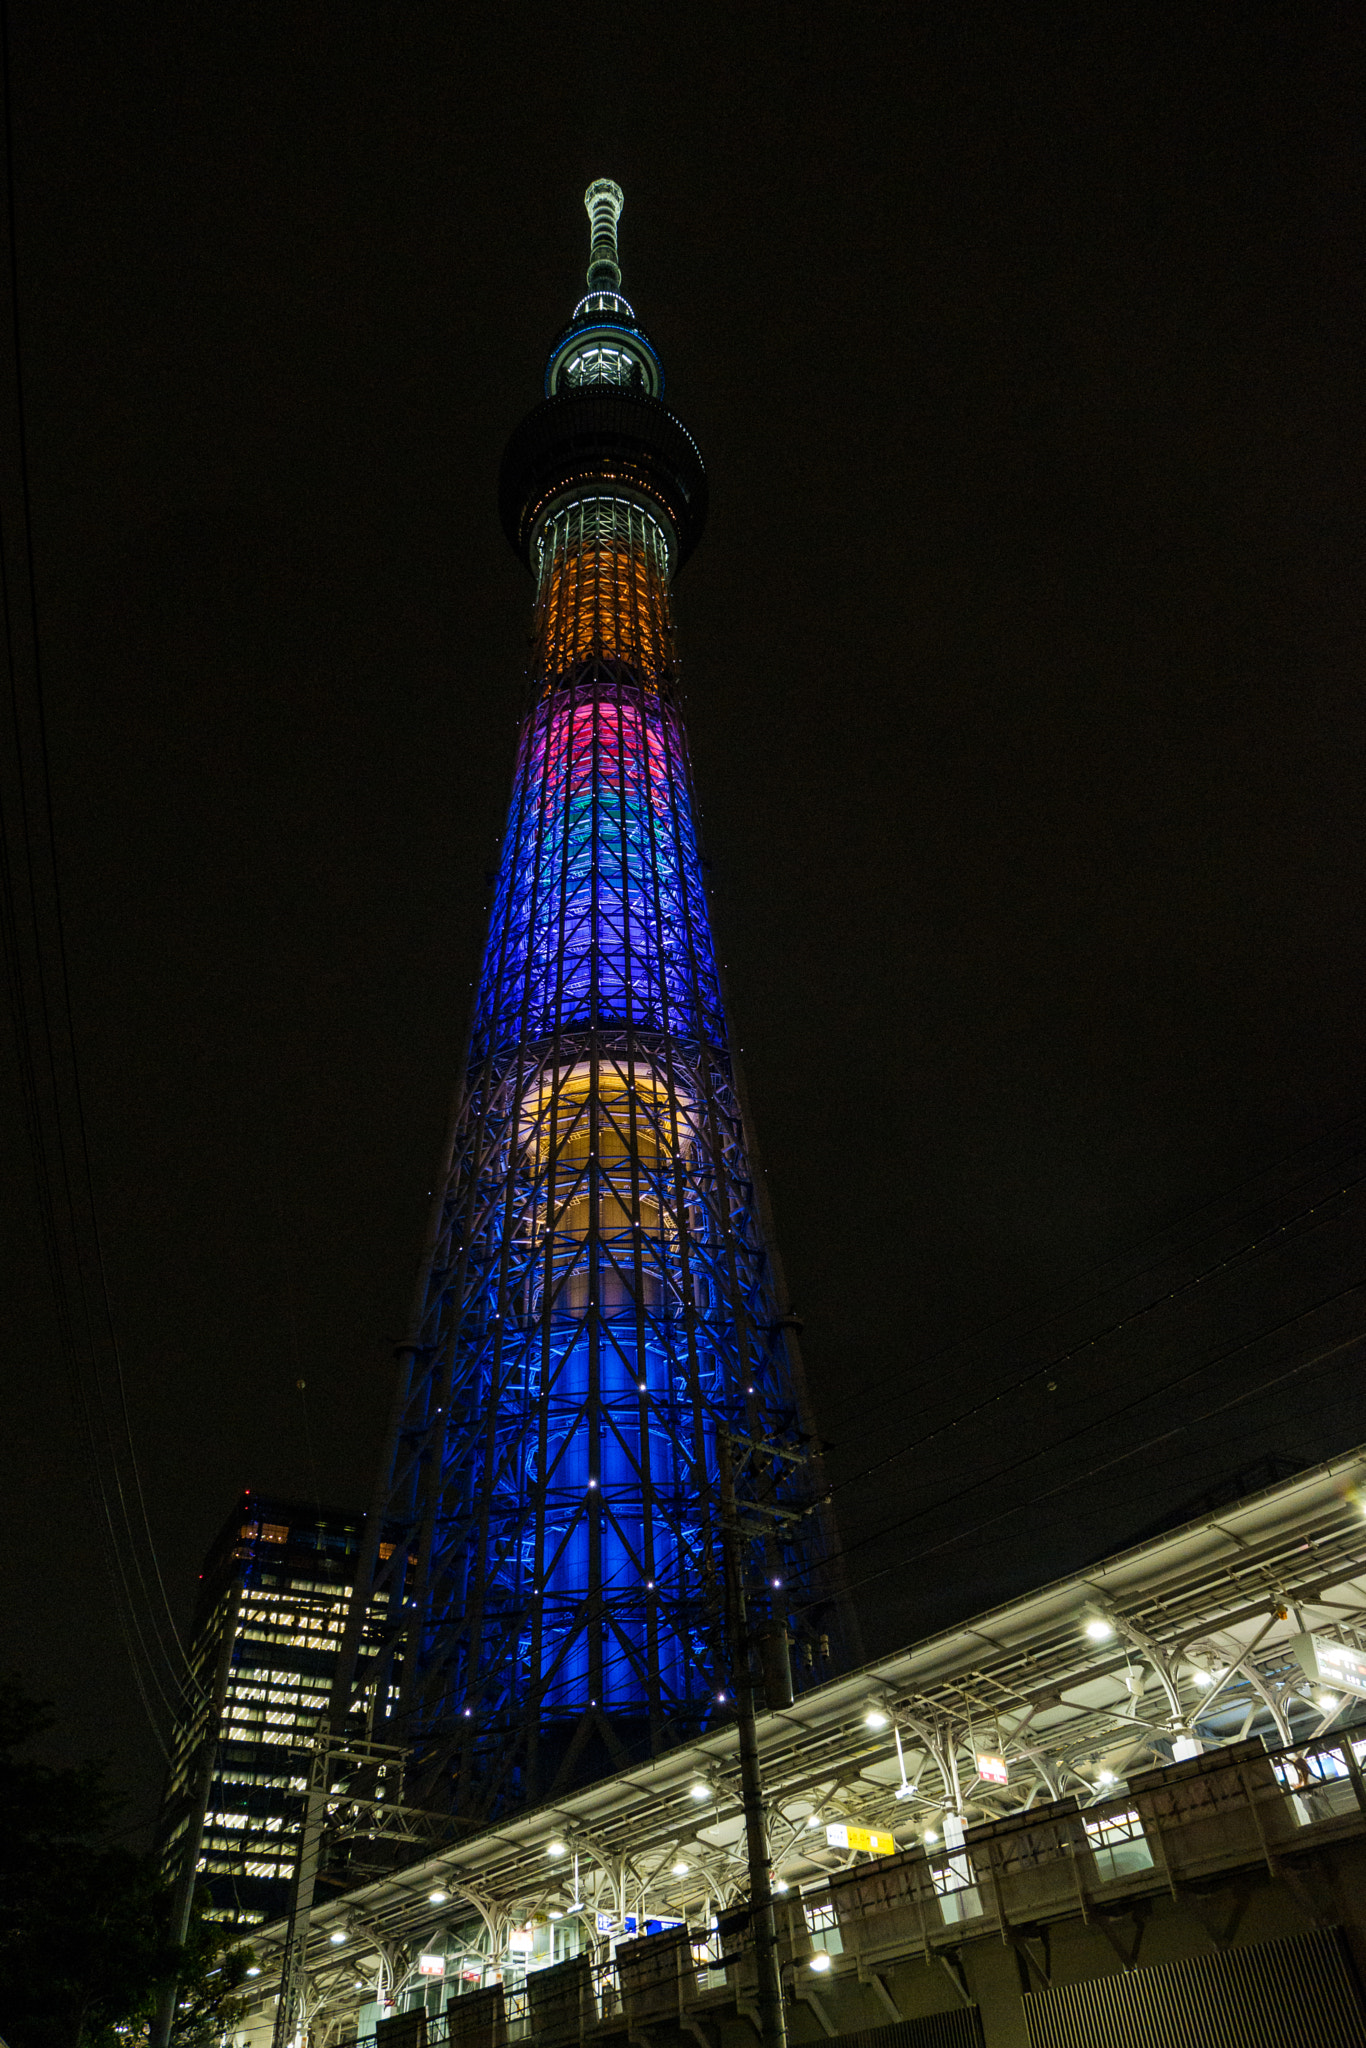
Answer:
0 1679 252 2048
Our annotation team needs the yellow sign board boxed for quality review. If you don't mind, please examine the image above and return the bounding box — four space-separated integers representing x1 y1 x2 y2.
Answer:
825 1822 896 1856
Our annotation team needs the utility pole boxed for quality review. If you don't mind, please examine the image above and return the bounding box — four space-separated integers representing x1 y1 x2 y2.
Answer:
271 1728 331 2048
270 1729 412 2048
717 1426 788 2048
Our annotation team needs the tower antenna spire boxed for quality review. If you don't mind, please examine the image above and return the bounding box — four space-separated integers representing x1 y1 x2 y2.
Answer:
584 177 624 289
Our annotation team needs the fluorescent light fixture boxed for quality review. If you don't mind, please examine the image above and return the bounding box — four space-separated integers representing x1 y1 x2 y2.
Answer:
428 1889 449 1905
863 1707 890 1731
1084 1618 1114 1642
245 1967 261 1978
549 1910 564 1921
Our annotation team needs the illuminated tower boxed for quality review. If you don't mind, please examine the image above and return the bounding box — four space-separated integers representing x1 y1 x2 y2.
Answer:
342 182 845 1818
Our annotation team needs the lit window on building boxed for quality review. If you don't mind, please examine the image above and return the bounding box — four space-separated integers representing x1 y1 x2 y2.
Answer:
1083 1807 1155 1881
802 1898 842 1956
1274 1742 1366 1825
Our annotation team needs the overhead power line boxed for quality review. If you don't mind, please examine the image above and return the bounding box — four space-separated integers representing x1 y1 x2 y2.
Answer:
791 1280 1366 1604
825 1322 1366 1611
823 1104 1366 1420
825 1174 1366 1503
0 0 199 1748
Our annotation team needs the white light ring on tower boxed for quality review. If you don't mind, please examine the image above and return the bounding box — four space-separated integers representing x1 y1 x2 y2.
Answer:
531 490 677 586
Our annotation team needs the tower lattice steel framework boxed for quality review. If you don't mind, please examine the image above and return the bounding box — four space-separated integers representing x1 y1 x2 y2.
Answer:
339 182 847 1819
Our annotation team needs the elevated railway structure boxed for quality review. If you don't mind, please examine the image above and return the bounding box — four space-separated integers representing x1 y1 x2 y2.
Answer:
235 1447 1366 2047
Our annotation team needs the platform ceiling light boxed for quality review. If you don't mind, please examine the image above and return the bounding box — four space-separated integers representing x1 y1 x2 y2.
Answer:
689 1781 711 1802
923 1829 939 1844
1097 1770 1117 1787
547 1839 568 1858
809 1953 832 1974
1192 1669 1212 1687
549 1910 564 1922
428 1889 449 1905
245 1967 262 1978
330 1930 347 1946
774 1880 789 1894
863 1707 890 1731
806 1815 822 1829
671 1860 690 1876
1319 1692 1340 1712
1085 1617 1115 1642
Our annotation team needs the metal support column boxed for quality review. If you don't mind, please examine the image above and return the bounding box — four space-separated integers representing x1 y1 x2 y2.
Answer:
718 1426 787 2048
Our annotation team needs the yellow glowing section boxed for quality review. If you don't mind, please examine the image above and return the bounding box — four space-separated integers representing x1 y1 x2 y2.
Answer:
521 1060 689 1316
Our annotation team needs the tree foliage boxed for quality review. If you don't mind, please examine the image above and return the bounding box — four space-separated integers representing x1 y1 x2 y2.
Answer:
0 1678 252 2048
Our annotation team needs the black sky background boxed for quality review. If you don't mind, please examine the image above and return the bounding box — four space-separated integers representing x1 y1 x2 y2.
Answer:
3 4 1366 1837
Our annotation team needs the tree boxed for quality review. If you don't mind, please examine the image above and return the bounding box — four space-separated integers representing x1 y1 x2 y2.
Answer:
161 1913 256 2048
0 1679 251 2048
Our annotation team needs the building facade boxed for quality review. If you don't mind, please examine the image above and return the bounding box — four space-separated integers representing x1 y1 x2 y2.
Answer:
335 181 847 1821
161 1493 387 1927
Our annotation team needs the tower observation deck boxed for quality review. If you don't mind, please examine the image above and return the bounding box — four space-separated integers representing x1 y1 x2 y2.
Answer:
340 182 848 1819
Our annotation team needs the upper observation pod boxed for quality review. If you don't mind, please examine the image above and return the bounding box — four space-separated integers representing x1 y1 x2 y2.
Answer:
545 180 664 399
500 179 707 574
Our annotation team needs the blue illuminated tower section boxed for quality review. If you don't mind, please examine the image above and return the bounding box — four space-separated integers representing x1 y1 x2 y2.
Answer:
350 183 844 1816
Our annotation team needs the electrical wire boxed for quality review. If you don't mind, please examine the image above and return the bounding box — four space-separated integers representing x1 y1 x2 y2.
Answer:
823 1173 1366 1502
0 0 201 1742
820 1106 1366 1420
791 1280 1366 1602
825 1321 1366 1610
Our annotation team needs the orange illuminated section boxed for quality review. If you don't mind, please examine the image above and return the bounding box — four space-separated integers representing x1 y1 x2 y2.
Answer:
533 496 675 686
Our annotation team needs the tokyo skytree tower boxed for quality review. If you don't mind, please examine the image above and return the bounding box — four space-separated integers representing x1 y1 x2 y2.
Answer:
339 182 848 1818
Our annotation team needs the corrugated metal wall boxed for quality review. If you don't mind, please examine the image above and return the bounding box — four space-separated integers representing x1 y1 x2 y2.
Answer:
1022 1926 1366 2047
828 2013 983 2048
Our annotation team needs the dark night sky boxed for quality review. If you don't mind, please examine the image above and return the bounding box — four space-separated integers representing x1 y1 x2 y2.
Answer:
4 5 1366 1836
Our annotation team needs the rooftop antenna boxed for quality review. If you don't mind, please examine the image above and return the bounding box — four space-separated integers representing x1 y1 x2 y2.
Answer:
584 178 624 290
